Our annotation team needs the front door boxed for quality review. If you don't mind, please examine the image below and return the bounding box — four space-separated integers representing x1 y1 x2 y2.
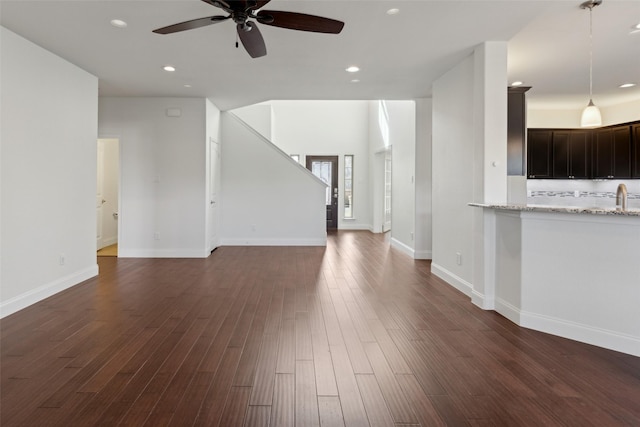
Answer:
306 156 339 230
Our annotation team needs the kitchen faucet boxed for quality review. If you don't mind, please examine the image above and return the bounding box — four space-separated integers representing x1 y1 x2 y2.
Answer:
616 183 627 211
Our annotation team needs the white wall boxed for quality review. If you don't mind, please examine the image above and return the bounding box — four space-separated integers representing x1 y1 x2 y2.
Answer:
268 100 371 230
431 42 509 307
528 98 640 128
98 97 209 258
232 99 428 255
432 55 476 294
233 104 272 141
220 112 327 245
386 101 417 256
1 27 99 317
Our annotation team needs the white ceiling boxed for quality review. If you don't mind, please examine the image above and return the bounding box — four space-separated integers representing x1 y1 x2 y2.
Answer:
1 0 639 111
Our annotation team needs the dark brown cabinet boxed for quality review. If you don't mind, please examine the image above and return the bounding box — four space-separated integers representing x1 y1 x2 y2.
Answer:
633 124 640 178
592 126 631 179
527 120 640 179
552 130 590 179
527 130 552 178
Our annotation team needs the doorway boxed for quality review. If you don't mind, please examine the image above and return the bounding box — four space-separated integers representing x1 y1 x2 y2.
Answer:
383 150 392 232
372 149 392 233
208 138 221 252
96 138 120 256
306 155 339 229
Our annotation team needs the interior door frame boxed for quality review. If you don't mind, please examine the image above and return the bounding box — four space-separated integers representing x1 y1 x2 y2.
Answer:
97 135 122 256
208 137 221 252
306 155 339 230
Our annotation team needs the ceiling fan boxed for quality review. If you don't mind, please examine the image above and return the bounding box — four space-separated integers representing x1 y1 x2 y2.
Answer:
152 0 345 58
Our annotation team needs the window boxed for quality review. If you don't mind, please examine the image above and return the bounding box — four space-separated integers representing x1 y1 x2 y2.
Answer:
344 155 353 218
290 154 300 163
378 100 390 147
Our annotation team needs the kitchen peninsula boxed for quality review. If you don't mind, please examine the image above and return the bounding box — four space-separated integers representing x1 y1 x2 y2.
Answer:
470 202 640 356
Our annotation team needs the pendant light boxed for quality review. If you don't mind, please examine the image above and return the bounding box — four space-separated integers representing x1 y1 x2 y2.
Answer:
580 0 602 128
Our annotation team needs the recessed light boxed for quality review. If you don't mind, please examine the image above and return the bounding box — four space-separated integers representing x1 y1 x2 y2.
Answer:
386 8 400 15
631 23 640 34
184 84 192 88
163 65 176 72
110 19 127 28
619 83 636 88
346 66 360 73
511 81 524 87
351 79 360 83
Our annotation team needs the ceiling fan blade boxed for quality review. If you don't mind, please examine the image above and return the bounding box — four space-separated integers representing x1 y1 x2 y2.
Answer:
201 0 232 12
237 22 267 58
256 10 344 34
153 15 229 34
247 0 271 10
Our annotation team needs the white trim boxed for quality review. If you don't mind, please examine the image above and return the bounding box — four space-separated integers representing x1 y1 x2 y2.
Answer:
430 263 473 297
520 310 640 357
414 250 432 260
118 249 210 258
227 112 327 188
494 297 521 324
472 290 495 310
0 265 99 318
101 236 118 247
219 238 327 247
390 238 415 258
340 223 372 231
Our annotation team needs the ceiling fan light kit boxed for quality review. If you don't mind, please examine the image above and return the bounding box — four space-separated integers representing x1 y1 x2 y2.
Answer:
579 0 602 128
152 0 344 58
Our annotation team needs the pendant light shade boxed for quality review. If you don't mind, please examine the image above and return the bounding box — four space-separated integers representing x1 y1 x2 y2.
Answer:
580 0 602 128
581 99 602 127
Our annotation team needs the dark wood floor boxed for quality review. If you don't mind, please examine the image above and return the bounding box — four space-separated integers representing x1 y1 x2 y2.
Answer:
2 231 639 426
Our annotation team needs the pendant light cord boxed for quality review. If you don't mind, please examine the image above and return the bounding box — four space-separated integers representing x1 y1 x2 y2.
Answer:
588 4 594 100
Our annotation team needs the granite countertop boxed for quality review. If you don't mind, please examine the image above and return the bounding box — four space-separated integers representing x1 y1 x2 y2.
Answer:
468 202 640 217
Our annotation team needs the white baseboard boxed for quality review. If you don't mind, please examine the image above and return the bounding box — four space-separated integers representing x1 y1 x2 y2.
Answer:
101 236 117 247
339 223 372 231
520 310 640 357
430 263 473 297
494 297 521 324
430 264 639 357
472 290 494 310
414 250 432 260
390 238 415 258
219 237 327 247
0 265 99 318
118 248 209 258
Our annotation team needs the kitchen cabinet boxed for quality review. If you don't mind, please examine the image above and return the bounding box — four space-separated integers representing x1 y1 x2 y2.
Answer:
633 124 640 178
592 125 631 179
552 130 590 179
527 129 552 178
527 120 640 179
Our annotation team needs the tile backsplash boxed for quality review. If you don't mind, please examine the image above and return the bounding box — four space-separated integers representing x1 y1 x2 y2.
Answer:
527 180 640 210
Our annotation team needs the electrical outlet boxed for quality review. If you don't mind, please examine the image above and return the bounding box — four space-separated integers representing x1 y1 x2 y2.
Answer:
59 253 65 265
251 224 256 231
154 232 160 240
574 190 580 197
456 252 462 266
410 232 414 241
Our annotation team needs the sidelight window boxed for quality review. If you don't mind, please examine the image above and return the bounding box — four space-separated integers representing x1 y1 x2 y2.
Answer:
344 155 354 218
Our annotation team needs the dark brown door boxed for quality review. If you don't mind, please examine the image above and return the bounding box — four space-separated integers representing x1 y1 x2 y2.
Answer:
306 155 338 230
